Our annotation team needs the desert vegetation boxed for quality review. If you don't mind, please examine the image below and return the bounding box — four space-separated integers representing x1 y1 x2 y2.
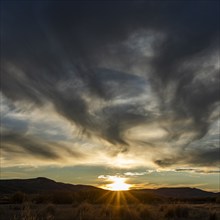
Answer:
0 190 219 220
1 202 220 220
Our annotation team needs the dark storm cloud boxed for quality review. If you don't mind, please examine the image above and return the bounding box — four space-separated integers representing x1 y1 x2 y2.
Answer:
96 101 150 146
1 131 85 160
1 1 219 166
2 132 60 159
154 146 219 168
188 148 220 167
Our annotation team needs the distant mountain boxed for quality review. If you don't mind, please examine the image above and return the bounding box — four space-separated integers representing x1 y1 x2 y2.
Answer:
0 177 99 194
0 177 218 199
154 187 218 198
131 188 219 199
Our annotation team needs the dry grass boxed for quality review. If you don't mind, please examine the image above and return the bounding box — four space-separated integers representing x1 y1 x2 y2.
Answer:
1 202 220 220
164 204 190 219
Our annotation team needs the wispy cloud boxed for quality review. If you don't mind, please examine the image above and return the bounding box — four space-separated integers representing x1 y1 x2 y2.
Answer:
1 1 219 175
124 172 148 176
174 168 220 174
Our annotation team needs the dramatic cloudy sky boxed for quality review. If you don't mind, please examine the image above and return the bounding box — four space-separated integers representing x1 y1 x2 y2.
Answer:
1 1 219 191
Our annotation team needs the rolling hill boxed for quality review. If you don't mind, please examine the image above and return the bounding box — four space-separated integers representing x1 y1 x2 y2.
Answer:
0 177 218 199
0 177 99 194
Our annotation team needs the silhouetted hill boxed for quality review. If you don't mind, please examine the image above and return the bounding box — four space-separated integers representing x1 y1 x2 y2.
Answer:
0 177 99 194
131 188 219 199
0 177 218 199
154 187 217 198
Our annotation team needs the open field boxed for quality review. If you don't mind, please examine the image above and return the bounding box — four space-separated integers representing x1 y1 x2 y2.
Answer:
1 202 220 220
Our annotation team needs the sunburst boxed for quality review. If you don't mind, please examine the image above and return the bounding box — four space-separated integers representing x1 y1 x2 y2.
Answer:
106 176 131 191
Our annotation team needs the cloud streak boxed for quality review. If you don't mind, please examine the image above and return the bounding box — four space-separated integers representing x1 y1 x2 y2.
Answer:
1 1 219 171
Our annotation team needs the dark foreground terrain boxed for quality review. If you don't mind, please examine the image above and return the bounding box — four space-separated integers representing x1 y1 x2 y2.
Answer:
1 202 220 220
0 178 219 220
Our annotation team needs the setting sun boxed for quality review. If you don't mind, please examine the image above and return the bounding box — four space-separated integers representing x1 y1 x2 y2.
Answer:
107 176 131 191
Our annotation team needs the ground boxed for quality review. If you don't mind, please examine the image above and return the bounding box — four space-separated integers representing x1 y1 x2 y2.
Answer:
0 202 220 220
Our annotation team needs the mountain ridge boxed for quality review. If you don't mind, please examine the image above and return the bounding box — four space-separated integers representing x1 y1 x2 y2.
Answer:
0 177 98 194
0 177 219 198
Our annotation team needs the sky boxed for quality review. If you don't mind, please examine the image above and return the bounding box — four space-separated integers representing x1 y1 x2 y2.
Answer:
1 1 220 192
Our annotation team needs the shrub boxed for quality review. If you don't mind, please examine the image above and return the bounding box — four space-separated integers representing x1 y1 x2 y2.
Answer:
75 202 96 220
216 196 220 204
39 203 55 220
21 202 38 220
164 205 189 219
100 205 112 219
11 191 26 204
45 203 55 216
104 205 140 220
137 204 155 220
209 211 217 220
119 206 139 220
52 191 73 204
33 193 51 204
